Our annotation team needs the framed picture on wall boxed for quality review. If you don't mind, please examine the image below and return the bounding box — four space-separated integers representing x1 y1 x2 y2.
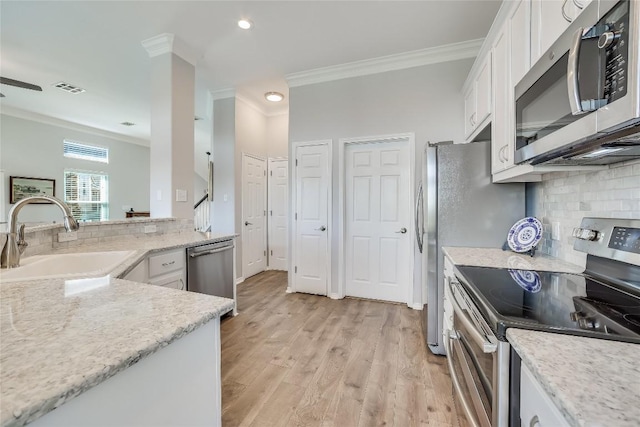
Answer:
9 176 56 204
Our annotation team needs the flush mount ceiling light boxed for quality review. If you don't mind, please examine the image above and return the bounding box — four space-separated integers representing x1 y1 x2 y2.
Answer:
238 19 252 30
265 91 284 102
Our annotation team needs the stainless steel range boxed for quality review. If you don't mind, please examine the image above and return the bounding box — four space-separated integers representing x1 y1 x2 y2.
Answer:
445 218 640 427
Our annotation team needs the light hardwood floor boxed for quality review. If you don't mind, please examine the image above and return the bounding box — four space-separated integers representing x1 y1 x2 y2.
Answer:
220 271 458 427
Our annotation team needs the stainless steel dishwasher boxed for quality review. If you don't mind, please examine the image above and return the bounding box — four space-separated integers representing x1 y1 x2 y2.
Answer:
187 239 234 300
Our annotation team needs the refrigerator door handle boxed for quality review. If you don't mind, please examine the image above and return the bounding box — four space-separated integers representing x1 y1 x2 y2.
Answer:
415 181 424 253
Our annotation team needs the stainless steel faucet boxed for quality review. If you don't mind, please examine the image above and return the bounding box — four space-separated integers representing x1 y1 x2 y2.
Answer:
1 195 80 268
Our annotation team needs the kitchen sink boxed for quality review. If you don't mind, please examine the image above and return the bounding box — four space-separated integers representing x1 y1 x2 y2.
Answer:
0 251 136 283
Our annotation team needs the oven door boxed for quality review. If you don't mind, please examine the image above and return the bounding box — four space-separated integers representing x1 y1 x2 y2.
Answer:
445 279 510 427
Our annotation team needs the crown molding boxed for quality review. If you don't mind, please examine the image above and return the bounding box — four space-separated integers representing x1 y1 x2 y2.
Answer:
141 33 199 66
210 88 235 100
236 93 268 116
0 106 150 147
286 38 483 88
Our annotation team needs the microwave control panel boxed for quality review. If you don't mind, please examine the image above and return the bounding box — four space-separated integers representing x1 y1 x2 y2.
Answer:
602 0 630 103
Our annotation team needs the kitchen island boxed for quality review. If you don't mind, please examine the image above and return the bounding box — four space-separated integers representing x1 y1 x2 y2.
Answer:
0 231 235 427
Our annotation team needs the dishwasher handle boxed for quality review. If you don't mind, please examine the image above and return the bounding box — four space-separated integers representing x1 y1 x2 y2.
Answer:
189 245 234 258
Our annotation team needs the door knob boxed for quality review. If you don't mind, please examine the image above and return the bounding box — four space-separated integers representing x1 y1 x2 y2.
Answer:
245 221 252 226
316 226 326 231
395 227 407 234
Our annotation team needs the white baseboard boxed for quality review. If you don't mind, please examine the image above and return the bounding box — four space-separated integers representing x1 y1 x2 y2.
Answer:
409 303 423 310
235 277 245 285
285 287 294 294
329 293 343 300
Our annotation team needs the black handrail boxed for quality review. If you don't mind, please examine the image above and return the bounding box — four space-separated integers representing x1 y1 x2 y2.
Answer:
194 193 208 209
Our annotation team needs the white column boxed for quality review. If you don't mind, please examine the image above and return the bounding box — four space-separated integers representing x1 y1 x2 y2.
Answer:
142 34 196 219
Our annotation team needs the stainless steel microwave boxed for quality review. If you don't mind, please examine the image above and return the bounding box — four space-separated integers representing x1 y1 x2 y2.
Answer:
514 0 640 166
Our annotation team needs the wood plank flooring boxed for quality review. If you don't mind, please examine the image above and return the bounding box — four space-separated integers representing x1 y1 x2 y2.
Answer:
220 271 458 427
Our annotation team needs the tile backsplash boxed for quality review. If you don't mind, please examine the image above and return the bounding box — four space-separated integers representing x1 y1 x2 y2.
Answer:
2 218 194 258
527 159 640 268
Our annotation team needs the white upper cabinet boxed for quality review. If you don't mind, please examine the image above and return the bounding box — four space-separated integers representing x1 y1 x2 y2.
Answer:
510 0 531 86
463 53 492 142
531 0 593 65
491 24 511 174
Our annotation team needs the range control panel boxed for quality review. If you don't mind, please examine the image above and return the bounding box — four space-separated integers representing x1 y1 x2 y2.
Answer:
574 217 640 267
608 227 640 254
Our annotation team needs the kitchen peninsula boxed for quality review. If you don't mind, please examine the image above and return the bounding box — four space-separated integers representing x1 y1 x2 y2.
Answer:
0 224 235 427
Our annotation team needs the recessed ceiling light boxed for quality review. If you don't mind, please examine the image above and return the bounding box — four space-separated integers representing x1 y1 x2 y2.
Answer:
265 92 284 102
238 19 252 30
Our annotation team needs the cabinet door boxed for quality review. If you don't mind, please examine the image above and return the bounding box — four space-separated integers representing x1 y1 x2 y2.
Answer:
123 258 148 283
531 0 571 64
492 26 510 174
463 86 476 138
475 54 492 126
521 364 570 427
149 270 186 290
510 0 531 86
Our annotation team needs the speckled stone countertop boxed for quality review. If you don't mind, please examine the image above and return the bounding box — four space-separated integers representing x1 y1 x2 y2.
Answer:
0 232 236 427
507 329 640 427
443 246 584 273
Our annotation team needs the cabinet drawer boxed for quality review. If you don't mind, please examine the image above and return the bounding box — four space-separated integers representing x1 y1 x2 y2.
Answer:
149 270 185 290
148 249 185 278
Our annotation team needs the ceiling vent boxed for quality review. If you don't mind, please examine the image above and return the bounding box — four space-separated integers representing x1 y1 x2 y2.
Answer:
120 121 135 126
53 82 86 94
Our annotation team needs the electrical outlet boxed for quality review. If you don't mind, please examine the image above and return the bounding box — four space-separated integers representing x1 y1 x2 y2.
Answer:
156 190 162 201
58 231 78 242
552 222 561 241
223 194 228 202
144 225 157 234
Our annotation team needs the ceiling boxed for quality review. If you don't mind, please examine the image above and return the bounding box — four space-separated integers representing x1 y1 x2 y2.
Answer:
0 1 502 143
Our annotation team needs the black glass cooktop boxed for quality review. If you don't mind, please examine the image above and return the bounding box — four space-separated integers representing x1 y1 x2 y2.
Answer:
454 266 640 343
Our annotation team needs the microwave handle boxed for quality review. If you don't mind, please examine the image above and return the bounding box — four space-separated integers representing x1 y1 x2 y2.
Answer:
568 27 588 115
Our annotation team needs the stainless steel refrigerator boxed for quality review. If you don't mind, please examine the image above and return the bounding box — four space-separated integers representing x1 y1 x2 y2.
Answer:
417 140 525 355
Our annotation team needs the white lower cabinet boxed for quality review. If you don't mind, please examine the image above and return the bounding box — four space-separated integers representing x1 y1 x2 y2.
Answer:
442 257 455 342
520 364 570 427
123 248 187 291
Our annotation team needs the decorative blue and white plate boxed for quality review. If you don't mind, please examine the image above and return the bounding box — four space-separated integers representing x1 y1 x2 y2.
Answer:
508 269 541 293
507 217 543 253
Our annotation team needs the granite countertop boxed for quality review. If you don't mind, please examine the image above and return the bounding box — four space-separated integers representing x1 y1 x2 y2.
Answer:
507 329 640 427
443 246 584 273
0 232 236 427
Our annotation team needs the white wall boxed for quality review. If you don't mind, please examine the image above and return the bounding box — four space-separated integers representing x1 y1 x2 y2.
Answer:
266 113 289 159
526 159 640 267
288 58 473 302
211 98 236 235
0 114 150 223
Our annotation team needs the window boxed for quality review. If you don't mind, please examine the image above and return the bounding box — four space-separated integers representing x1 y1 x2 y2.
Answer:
63 140 109 163
64 171 109 221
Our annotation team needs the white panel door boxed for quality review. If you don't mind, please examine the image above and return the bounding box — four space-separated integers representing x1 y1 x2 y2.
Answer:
294 144 329 295
242 154 267 279
268 158 288 271
345 141 411 303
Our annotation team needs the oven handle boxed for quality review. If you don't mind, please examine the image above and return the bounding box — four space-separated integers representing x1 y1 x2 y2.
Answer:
448 279 497 353
568 27 587 115
445 331 482 427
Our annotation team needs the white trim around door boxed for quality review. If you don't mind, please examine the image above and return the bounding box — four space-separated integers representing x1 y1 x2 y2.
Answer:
337 133 416 307
289 140 332 296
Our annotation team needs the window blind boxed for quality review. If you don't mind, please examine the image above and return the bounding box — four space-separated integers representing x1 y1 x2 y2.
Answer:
64 171 109 222
63 140 109 163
